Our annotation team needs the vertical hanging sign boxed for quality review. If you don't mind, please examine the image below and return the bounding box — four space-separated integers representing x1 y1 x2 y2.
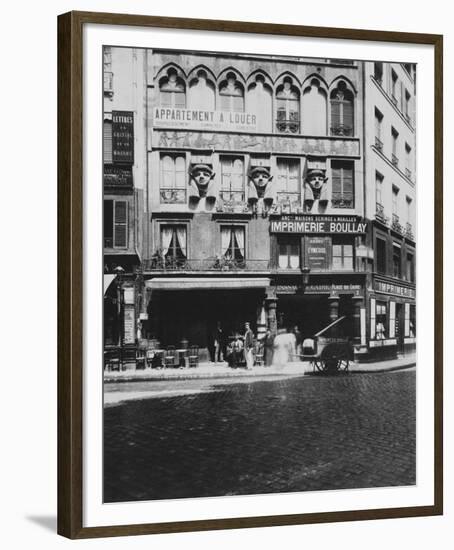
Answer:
112 110 134 164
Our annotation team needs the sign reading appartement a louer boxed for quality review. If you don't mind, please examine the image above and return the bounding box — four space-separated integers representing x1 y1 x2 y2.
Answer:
153 107 257 132
112 110 134 164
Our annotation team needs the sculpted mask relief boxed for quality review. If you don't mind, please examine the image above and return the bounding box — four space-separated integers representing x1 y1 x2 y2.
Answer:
304 168 328 212
188 162 216 200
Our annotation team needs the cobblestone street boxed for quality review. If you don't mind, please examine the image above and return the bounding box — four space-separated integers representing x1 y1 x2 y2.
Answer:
103 370 416 503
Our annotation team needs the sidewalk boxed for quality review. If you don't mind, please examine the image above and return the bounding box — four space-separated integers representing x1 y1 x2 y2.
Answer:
104 353 416 383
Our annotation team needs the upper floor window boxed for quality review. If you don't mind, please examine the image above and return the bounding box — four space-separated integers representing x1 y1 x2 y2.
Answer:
375 171 384 206
404 89 411 120
103 47 113 95
104 199 128 249
276 158 301 208
374 108 384 150
374 62 383 85
301 78 327 135
159 68 186 108
376 237 387 274
220 226 245 261
247 74 272 133
332 236 354 271
220 156 245 202
405 143 412 179
161 225 187 259
188 69 215 111
392 185 399 217
276 77 300 134
391 127 399 166
331 160 354 208
406 252 415 282
330 81 354 136
278 236 300 269
219 72 244 112
393 243 402 278
391 69 398 106
160 154 186 203
103 117 113 163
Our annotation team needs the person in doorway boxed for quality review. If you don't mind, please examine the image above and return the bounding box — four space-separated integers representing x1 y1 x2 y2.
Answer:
263 328 275 367
207 325 216 362
214 322 225 363
244 322 255 370
229 333 244 368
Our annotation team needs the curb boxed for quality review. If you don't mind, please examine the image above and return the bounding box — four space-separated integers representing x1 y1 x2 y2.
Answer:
104 362 416 384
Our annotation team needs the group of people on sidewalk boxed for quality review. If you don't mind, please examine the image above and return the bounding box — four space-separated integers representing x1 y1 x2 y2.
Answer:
209 322 311 369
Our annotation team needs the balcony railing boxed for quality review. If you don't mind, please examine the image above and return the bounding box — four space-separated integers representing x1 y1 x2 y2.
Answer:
276 110 300 134
277 193 301 212
391 94 398 107
405 168 412 180
392 213 404 234
391 154 399 167
374 75 383 87
143 257 270 272
375 202 388 225
332 194 354 209
375 136 384 151
405 222 414 241
330 124 354 137
160 188 186 203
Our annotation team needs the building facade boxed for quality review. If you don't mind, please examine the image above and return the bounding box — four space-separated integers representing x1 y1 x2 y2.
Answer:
363 61 417 360
103 48 416 362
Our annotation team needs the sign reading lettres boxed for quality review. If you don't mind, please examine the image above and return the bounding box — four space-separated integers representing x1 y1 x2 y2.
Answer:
112 110 134 164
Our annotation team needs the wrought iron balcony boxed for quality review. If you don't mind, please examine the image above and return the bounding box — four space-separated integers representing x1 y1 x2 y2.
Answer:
391 154 399 167
375 203 388 225
143 256 270 272
405 168 412 180
275 109 300 134
216 194 248 213
405 222 414 241
330 124 353 137
160 188 186 203
374 75 383 87
375 136 384 151
332 194 354 209
392 213 404 234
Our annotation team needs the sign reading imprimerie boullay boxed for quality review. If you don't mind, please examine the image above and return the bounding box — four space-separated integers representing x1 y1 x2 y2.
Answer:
270 215 368 234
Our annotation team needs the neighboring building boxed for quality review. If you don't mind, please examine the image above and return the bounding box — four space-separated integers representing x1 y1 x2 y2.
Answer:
103 47 146 346
363 61 416 359
103 48 417 362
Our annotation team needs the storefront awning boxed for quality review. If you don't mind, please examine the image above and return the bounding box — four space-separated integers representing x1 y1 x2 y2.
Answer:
146 277 270 290
104 274 116 294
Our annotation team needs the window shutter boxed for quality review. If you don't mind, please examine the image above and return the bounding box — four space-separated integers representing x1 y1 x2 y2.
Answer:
331 100 341 128
331 164 342 202
343 164 354 204
114 201 128 248
103 120 112 164
343 100 353 131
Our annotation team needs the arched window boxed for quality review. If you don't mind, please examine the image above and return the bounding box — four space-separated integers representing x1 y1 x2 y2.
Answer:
276 77 300 134
301 78 327 135
159 68 186 108
188 69 215 110
219 72 244 112
246 74 272 133
330 81 354 136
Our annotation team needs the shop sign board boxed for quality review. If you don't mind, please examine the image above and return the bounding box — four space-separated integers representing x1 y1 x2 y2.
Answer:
112 110 134 164
374 280 416 298
103 165 133 188
276 283 362 294
270 215 367 234
153 107 257 132
123 305 135 344
306 236 330 270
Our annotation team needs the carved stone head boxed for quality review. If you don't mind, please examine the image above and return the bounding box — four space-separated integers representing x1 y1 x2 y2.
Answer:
248 165 272 198
305 168 328 200
189 163 215 197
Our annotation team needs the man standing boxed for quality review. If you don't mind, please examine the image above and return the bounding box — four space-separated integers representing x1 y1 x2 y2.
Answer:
244 322 255 370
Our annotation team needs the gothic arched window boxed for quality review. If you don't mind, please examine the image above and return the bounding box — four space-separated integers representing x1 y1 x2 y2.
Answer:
159 68 186 108
219 72 244 112
276 77 300 134
330 80 354 136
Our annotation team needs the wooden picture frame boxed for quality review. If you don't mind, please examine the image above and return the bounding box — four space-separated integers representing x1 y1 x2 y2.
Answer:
58 10 443 539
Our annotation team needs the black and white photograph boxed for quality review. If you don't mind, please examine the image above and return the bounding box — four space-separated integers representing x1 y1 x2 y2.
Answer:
102 46 417 504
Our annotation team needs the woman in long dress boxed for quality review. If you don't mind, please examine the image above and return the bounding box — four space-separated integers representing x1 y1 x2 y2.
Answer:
272 328 295 368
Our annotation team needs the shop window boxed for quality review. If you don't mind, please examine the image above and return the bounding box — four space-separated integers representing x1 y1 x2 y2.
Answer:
161 225 187 259
219 72 244 112
376 237 387 274
410 305 416 337
278 236 300 269
301 78 327 135
159 68 186 108
104 199 128 249
330 81 354 136
332 236 354 271
220 226 245 261
276 77 300 134
393 243 402 278
276 158 301 208
376 301 387 339
406 252 415 282
220 156 244 202
160 154 186 203
331 160 354 208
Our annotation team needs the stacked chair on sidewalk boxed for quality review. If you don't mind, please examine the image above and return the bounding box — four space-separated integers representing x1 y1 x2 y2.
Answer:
188 345 199 368
165 346 176 368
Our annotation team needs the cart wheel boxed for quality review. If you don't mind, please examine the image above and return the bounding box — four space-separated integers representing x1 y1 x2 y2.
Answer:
325 358 340 373
338 358 349 372
313 359 325 372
